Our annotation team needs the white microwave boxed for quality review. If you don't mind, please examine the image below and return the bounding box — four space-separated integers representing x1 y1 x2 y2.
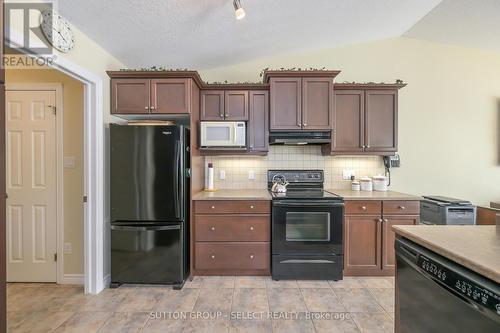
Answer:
200 121 246 147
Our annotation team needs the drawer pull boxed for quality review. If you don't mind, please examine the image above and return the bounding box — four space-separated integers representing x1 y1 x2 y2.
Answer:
250 205 254 209
210 226 215 231
211 255 215 259
249 254 254 259
211 205 215 209
378 218 383 223
383 219 388 223
399 206 406 210
361 206 367 211
250 226 255 231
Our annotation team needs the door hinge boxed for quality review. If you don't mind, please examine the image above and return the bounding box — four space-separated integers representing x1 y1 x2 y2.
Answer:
48 105 56 115
83 196 87 203
54 253 57 262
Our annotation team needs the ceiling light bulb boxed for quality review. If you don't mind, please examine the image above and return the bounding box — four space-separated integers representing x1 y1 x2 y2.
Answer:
233 0 246 20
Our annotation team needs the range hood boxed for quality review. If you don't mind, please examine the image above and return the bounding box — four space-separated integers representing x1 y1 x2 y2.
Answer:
269 131 331 145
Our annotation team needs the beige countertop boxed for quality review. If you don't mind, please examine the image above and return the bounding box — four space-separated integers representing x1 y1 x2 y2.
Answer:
192 189 272 201
392 225 500 283
327 189 422 201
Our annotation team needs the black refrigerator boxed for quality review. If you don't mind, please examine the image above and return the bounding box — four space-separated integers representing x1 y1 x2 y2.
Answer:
110 124 189 289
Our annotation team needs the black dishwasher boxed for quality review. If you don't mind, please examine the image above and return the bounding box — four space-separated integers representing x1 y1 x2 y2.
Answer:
396 238 500 332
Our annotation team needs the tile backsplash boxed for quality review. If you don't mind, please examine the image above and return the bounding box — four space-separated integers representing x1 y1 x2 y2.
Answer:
204 146 385 190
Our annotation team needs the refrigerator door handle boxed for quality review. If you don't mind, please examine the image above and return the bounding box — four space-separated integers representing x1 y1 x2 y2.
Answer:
173 140 182 219
111 225 181 231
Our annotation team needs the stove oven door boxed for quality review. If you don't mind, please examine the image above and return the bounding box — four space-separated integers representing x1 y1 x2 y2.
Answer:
272 200 343 255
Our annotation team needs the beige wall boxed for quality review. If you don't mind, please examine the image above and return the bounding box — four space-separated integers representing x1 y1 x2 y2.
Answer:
6 69 84 275
200 37 500 205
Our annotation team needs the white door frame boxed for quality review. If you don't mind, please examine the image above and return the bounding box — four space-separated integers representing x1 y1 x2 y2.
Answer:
6 83 64 284
5 33 106 294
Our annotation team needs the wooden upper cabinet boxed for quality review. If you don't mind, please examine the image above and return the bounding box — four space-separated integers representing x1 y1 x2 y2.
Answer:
151 78 190 114
302 77 332 130
111 79 150 114
224 90 249 120
332 90 365 152
344 215 382 275
200 90 224 120
365 90 398 153
381 215 419 270
248 91 269 152
270 77 302 130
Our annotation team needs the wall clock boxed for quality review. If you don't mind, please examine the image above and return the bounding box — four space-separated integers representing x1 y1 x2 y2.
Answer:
40 10 76 53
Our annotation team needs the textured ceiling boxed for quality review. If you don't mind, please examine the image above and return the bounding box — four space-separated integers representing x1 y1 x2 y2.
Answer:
59 0 441 69
404 0 500 53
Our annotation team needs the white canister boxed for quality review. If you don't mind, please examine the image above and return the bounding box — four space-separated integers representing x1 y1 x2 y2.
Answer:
351 181 360 191
207 163 214 190
372 175 388 192
360 177 373 191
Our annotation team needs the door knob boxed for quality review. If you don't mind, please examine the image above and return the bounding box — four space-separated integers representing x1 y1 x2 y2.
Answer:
211 206 215 209
378 218 383 223
210 226 215 231
249 254 254 259
250 226 254 231
211 255 215 259
383 219 389 223
361 206 367 211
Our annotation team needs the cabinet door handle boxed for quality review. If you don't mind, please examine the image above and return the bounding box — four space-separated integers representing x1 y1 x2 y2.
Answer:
150 105 156 111
399 206 406 210
210 226 215 231
361 206 367 211
211 255 215 259
378 218 383 223
249 254 254 259
219 114 224 118
366 145 370 149
211 206 215 209
250 205 254 209
362 145 366 149
250 226 255 231
144 106 149 110
303 123 307 127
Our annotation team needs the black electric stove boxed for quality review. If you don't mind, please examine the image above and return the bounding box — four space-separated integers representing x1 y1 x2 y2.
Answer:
268 170 344 281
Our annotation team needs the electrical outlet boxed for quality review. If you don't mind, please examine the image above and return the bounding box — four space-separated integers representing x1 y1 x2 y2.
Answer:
219 170 226 180
64 242 72 254
342 169 355 180
248 170 255 180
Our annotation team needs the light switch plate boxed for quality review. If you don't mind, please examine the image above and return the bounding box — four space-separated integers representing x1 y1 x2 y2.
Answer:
64 242 72 254
64 156 76 169
219 170 226 180
342 169 355 180
248 170 255 180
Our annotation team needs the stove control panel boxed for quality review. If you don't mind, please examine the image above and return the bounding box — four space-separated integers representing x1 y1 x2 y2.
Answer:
268 170 323 184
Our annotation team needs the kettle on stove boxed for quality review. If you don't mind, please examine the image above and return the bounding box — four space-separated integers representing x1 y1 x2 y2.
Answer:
271 174 289 193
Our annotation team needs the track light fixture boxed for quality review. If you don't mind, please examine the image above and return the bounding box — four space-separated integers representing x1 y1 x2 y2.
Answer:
233 0 246 20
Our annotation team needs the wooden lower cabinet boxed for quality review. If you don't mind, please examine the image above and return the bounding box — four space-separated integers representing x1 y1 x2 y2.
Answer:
193 200 271 276
382 215 419 270
344 200 419 276
344 215 382 275
195 242 269 272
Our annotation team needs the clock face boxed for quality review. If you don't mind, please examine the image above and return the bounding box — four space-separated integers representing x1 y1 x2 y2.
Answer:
40 10 75 53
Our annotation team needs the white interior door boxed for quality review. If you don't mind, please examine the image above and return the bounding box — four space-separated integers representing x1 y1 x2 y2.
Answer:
6 90 57 282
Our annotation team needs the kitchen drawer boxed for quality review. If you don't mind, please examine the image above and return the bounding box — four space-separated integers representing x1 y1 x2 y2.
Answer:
195 242 270 270
194 200 270 214
195 215 270 242
345 201 382 215
383 201 420 215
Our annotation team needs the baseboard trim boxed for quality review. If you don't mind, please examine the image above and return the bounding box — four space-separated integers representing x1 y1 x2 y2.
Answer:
103 274 111 288
61 274 84 285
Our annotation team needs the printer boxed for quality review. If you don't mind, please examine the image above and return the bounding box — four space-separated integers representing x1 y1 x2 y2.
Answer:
420 196 476 225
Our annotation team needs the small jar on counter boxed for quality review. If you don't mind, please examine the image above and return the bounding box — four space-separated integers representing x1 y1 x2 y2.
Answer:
351 180 360 191
360 177 373 191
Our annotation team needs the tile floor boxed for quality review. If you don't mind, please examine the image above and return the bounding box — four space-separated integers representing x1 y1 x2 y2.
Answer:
7 276 395 333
